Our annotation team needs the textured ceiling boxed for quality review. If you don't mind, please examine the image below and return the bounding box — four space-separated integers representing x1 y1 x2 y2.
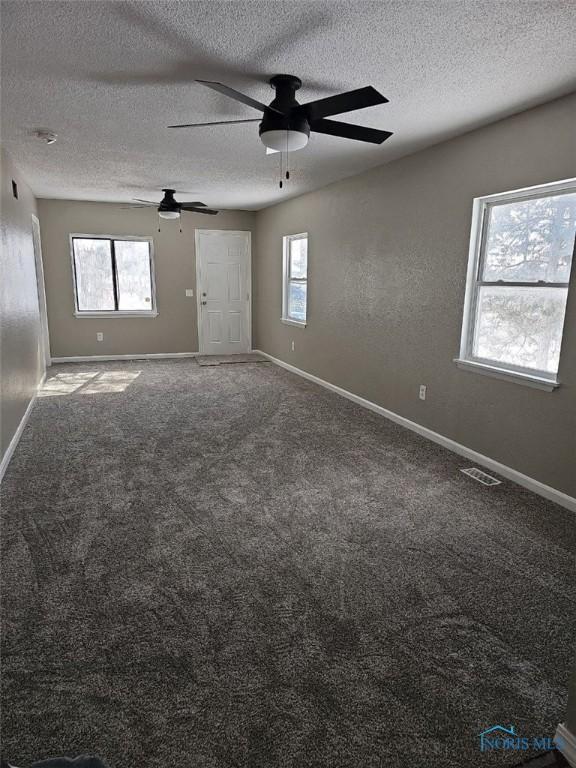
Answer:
1 0 575 210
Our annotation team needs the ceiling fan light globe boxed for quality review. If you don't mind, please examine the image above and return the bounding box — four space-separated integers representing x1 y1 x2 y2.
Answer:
260 129 308 152
158 210 180 220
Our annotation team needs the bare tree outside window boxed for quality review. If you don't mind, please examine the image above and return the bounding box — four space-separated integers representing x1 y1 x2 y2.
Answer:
483 194 575 283
461 186 575 381
73 239 115 311
72 237 155 315
115 240 153 311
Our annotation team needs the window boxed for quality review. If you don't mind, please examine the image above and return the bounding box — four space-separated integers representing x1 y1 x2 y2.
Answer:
71 236 156 316
457 180 576 390
282 233 308 326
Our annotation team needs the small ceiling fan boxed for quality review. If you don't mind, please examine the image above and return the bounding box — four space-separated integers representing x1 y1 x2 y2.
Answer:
168 75 392 152
127 189 218 218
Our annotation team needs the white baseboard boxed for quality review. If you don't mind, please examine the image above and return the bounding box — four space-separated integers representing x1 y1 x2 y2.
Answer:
254 349 576 514
556 723 576 766
0 371 46 483
51 352 198 363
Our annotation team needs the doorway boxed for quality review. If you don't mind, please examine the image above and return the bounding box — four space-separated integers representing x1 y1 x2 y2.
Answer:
195 230 252 355
31 214 51 367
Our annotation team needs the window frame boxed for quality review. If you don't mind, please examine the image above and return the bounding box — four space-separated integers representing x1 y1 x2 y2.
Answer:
70 233 157 318
456 178 576 391
282 232 308 328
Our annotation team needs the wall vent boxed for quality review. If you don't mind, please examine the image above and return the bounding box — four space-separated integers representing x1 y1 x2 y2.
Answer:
460 467 502 486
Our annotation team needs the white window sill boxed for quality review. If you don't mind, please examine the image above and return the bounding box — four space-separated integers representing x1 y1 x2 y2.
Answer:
74 311 158 319
454 358 559 391
281 318 307 328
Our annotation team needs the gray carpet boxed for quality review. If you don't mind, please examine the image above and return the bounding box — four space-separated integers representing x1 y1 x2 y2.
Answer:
1 359 575 768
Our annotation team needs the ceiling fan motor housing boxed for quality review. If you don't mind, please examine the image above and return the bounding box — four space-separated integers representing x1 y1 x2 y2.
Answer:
259 75 310 151
159 188 179 211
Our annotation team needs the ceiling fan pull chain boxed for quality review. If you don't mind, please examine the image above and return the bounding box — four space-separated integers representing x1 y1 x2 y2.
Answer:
158 213 161 233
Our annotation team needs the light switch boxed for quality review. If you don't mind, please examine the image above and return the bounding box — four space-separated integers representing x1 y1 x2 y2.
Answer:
185 289 194 297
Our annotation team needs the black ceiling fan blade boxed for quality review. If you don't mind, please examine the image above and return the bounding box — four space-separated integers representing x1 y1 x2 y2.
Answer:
121 204 155 209
181 205 219 215
180 201 207 207
311 118 393 145
133 199 159 205
168 118 262 129
196 80 284 115
298 86 388 121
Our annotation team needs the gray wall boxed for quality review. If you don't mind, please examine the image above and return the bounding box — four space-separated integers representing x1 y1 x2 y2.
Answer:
38 200 255 357
0 148 44 465
253 94 576 497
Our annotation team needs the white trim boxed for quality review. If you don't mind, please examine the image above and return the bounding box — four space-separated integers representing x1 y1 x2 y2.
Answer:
282 232 308 326
478 176 576 203
69 233 154 242
51 353 197 363
454 358 559 391
31 214 51 367
281 318 307 329
195 229 252 355
555 722 576 767
73 311 158 318
0 372 46 483
254 349 576 514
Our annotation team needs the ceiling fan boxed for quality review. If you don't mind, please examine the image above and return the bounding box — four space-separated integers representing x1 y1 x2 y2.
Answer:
168 75 392 152
128 189 218 218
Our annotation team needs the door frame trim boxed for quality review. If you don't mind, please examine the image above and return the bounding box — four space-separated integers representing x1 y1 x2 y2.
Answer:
194 229 252 355
31 214 51 368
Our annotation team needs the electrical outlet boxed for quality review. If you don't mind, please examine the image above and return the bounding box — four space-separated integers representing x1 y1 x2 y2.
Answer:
96 332 104 342
185 289 194 297
419 384 427 401
291 340 295 352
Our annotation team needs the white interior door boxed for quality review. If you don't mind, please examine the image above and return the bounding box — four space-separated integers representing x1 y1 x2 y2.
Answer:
195 230 251 355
